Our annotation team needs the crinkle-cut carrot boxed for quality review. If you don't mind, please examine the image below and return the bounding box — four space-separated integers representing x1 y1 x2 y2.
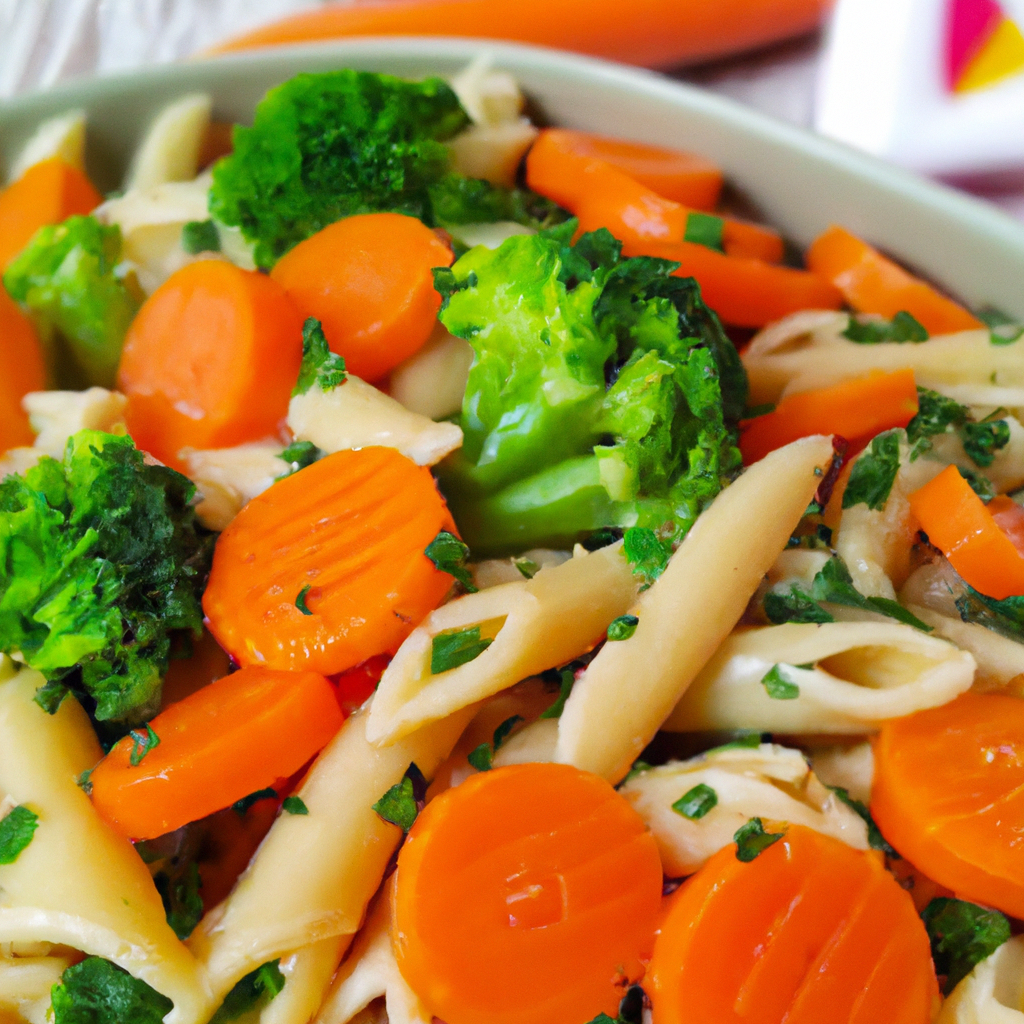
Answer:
806 225 983 335
118 259 305 470
908 464 1024 599
872 692 1024 919
739 368 918 465
89 665 343 840
527 128 723 210
392 762 663 1024
0 285 45 452
648 824 937 1024
203 446 456 676
620 237 841 327
269 212 453 383
0 157 103 271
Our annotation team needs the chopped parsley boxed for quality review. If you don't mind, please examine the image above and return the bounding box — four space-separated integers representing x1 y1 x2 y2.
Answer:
276 440 322 477
153 860 203 941
955 587 1024 641
733 817 786 862
707 732 764 754
906 388 968 446
430 626 493 674
764 587 835 625
831 786 898 857
842 430 901 510
977 306 1024 345
683 212 724 252
761 665 800 700
77 769 94 795
512 556 539 579
622 760 652 784
372 763 426 832
585 984 646 1024
467 714 523 772
180 219 221 254
960 466 996 501
0 805 38 864
960 417 1010 468
282 796 309 815
424 530 477 593
843 311 927 344
209 960 285 1023
539 667 576 720
672 783 718 820
922 897 1011 994
295 585 313 616
293 318 347 396
50 957 173 1024
128 725 160 767
607 614 639 641
232 787 277 815
623 527 671 588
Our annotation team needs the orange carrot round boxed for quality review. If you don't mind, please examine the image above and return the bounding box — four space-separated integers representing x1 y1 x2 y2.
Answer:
392 762 663 1024
621 237 841 326
203 446 456 676
89 665 343 840
648 825 937 1024
118 259 304 469
806 225 982 335
739 368 919 464
872 692 1024 919
269 212 453 383
908 464 1024 599
0 158 103 271
0 284 45 452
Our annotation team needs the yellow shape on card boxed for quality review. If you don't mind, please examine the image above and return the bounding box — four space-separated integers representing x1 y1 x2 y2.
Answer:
957 16 1024 93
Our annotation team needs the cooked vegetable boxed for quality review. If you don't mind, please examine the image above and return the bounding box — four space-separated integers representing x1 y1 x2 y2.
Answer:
806 225 983 335
908 464 1024 599
372 762 425 832
0 157 102 271
672 782 717 820
842 429 901 510
733 816 786 861
392 762 663 1024
872 692 1024 918
424 529 476 593
0 284 45 451
118 259 304 469
203 446 456 675
180 219 220 254
209 960 285 1023
467 714 523 771
922 896 1011 994
607 613 639 640
292 316 347 396
4 215 140 388
739 369 918 465
647 825 937 1023
0 804 38 864
89 665 343 839
526 128 723 209
760 664 799 699
270 212 453 381
50 957 173 1024
0 430 211 725
431 625 493 674
436 228 745 553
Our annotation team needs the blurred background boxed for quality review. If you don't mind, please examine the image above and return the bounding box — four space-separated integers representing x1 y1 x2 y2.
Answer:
2 0 1024 219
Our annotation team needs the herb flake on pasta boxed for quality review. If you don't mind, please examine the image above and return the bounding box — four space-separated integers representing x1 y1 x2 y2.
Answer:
468 714 524 772
607 614 639 641
153 860 203 941
733 817 786 862
843 311 927 344
761 665 800 700
0 805 38 865
50 957 173 1024
539 667 576 720
922 897 1011 995
372 763 426 832
623 527 671 588
180 219 221 255
283 796 309 815
763 587 835 625
906 388 968 445
128 724 161 767
293 318 347 396
831 786 898 857
977 306 1024 345
960 417 1011 468
210 959 285 1023
425 530 477 592
672 783 718 820
277 440 322 478
810 558 933 631
842 430 901 511
431 626 493 674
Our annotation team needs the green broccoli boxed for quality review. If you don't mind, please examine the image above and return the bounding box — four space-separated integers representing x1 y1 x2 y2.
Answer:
436 227 745 554
208 70 565 269
3 215 140 388
0 430 212 726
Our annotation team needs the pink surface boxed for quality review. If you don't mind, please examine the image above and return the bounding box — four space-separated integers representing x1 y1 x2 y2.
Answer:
946 0 1004 89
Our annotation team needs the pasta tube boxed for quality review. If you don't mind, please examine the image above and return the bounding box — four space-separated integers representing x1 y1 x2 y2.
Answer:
555 434 834 782
261 937 351 1024
665 621 975 734
620 744 868 876
366 542 638 746
9 109 86 182
0 953 71 1024
387 324 474 421
180 441 287 531
807 742 874 804
190 705 472 1001
125 94 212 192
935 935 1024 1023
22 388 128 458
0 670 213 1024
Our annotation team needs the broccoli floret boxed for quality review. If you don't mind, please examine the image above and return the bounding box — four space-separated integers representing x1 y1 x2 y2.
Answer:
0 430 212 726
436 227 745 554
3 215 140 388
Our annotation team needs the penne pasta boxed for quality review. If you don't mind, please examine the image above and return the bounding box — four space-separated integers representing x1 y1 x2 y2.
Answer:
8 109 86 183
0 953 71 1024
386 324 474 422
555 434 834 782
261 938 352 1024
124 94 212 192
366 542 638 746
189 705 472 1002
935 935 1024 1023
806 741 874 804
620 744 868 876
665 621 975 734
22 388 127 458
470 549 570 590
287 376 463 468
0 670 213 1024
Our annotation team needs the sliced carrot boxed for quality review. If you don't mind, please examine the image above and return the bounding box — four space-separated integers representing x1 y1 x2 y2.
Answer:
908 464 1024 599
739 368 918 464
806 225 983 335
527 128 723 209
118 259 304 469
203 446 456 676
0 157 103 271
89 665 343 840
333 654 390 716
621 237 841 327
872 692 1024 919
0 284 45 452
392 762 663 1024
160 630 233 709
269 212 453 383
648 825 937 1024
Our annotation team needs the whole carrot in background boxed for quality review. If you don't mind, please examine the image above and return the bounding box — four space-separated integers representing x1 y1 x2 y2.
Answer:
118 259 304 469
214 0 834 71
0 285 44 452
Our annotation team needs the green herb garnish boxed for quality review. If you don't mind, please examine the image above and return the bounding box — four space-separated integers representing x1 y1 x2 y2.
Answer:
128 725 160 767
430 626 493 674
683 212 724 252
425 530 477 592
923 897 1011 994
0 805 38 864
672 783 718 820
843 430 901 510
607 614 639 641
282 796 309 815
210 960 285 1023
180 219 221 254
760 665 800 700
295 585 313 616
733 817 786 862
293 318 347 396
51 957 173 1024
